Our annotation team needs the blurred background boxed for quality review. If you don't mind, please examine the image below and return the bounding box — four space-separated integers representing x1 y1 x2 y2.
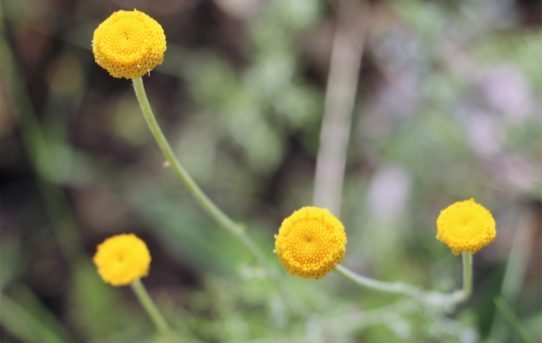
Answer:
1 0 541 342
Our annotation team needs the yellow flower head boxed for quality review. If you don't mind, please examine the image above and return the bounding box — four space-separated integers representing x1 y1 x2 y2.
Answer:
92 10 166 79
274 207 347 279
93 233 151 286
436 199 496 255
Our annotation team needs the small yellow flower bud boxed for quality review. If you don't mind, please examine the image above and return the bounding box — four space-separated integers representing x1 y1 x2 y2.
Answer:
275 207 347 279
436 199 496 255
93 233 151 286
92 10 166 79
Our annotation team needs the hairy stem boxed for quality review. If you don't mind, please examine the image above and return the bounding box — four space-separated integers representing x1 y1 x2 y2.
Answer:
336 252 473 308
335 264 422 299
131 77 299 313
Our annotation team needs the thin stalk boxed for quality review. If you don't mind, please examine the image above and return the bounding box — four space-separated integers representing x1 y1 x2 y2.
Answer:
336 252 474 308
131 77 299 312
460 252 473 302
132 77 269 269
335 264 423 299
130 279 170 335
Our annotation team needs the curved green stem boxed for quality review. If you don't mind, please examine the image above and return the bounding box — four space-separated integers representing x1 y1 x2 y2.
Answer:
130 279 170 335
336 252 473 308
131 77 299 313
132 77 270 268
335 265 423 299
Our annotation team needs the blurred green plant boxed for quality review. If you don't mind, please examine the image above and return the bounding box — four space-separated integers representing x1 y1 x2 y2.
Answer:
1 0 541 342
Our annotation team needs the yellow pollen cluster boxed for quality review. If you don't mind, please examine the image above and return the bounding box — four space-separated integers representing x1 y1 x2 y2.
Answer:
92 10 166 79
436 199 496 255
93 233 151 286
274 207 347 279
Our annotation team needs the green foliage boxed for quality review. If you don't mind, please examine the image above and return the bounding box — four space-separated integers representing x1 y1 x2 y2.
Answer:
68 262 148 342
1 0 541 341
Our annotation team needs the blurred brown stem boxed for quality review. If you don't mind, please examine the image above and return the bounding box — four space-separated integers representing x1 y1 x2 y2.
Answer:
313 0 369 215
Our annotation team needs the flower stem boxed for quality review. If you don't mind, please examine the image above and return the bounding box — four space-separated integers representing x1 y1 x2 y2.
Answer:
335 264 422 299
131 77 298 312
130 279 170 335
460 252 473 302
132 77 270 268
336 252 474 308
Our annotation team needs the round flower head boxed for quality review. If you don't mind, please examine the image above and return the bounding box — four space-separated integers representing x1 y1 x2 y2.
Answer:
92 10 166 79
274 207 347 279
436 199 496 255
93 233 151 286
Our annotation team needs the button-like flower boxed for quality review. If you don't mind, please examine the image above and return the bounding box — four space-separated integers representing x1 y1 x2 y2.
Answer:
274 207 347 279
436 199 496 255
92 10 166 79
93 233 151 286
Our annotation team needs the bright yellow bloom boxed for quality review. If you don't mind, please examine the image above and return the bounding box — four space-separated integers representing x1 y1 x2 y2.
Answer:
436 199 496 255
274 207 347 279
92 10 166 79
93 233 151 286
